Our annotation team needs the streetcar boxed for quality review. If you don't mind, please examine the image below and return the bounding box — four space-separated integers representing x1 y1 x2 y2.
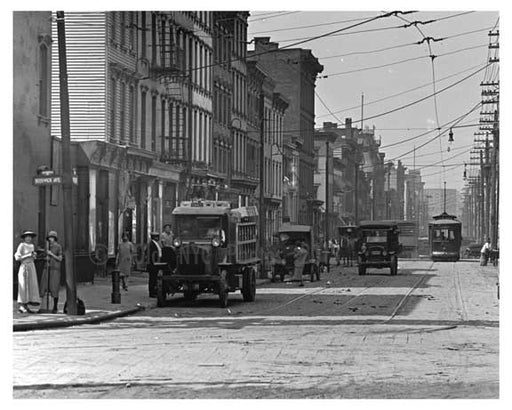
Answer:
428 212 462 262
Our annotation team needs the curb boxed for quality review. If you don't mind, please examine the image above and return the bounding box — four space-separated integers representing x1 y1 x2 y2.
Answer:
13 305 145 332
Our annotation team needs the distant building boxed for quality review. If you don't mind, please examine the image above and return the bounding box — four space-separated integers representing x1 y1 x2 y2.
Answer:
248 37 323 226
425 188 458 217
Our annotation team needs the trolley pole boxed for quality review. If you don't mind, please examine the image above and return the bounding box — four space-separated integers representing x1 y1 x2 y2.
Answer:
56 11 77 315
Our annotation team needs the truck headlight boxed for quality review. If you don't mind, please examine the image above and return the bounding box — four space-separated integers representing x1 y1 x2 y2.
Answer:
211 237 221 247
173 238 182 248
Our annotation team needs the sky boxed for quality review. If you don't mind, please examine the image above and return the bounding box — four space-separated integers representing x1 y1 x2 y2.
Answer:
247 9 499 194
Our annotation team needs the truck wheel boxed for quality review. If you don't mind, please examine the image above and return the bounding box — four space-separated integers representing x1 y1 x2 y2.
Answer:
242 267 256 302
184 291 197 302
218 270 229 308
156 278 166 307
390 256 398 276
358 265 366 276
271 266 278 283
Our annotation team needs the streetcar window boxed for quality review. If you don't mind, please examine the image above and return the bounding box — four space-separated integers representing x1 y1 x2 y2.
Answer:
433 228 455 241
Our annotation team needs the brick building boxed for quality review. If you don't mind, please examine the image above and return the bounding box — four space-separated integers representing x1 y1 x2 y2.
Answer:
248 37 323 226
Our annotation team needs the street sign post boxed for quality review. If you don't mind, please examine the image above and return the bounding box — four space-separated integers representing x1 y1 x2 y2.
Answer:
33 175 62 186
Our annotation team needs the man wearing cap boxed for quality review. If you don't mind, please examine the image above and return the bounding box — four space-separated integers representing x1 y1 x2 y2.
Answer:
39 230 63 313
147 232 162 297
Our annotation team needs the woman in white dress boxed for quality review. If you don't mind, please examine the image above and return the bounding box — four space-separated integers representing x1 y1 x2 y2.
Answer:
14 230 40 313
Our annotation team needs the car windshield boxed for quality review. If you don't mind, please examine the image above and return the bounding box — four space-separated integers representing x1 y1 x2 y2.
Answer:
362 229 388 243
174 215 223 240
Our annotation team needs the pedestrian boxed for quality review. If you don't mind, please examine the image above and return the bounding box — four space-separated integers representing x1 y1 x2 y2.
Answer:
480 237 491 266
14 230 40 313
39 230 62 313
293 241 308 287
147 232 162 297
116 232 134 291
160 223 174 248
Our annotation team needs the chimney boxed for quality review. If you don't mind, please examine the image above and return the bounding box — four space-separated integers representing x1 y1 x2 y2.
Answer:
345 118 352 130
254 37 279 52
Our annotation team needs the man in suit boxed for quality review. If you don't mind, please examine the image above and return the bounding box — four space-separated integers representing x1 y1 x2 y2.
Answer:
147 232 162 297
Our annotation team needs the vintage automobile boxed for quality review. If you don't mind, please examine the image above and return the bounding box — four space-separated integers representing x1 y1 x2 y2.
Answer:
357 220 401 276
156 200 260 308
464 242 482 259
271 224 321 283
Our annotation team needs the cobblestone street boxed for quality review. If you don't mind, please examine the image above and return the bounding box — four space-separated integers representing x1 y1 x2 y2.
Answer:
13 260 499 398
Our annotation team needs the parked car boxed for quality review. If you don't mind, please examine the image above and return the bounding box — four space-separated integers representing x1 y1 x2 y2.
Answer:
464 243 482 259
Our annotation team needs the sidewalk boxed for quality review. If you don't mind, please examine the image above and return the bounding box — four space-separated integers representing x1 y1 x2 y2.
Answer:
13 272 270 332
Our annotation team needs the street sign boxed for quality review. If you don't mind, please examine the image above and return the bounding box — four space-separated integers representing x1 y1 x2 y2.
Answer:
33 175 62 186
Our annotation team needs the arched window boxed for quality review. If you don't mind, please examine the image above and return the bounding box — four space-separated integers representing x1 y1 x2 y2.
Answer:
39 43 49 118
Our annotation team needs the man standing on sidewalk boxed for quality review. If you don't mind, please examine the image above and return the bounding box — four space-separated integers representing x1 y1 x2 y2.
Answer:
147 233 162 298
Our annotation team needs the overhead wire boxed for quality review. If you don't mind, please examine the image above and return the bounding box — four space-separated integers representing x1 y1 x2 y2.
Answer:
316 61 486 119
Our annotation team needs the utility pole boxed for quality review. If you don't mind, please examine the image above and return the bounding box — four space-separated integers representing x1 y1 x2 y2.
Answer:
480 151 485 240
325 140 330 248
258 92 265 277
56 11 77 315
491 109 499 247
485 134 491 240
354 161 358 225
360 93 364 130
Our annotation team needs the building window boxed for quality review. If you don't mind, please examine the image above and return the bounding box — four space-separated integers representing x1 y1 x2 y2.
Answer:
38 43 49 118
141 12 147 58
111 12 117 42
151 13 157 65
129 12 135 50
120 12 126 47
120 82 126 142
110 78 117 142
161 99 166 155
151 95 157 151
129 85 135 143
168 102 174 154
140 90 146 148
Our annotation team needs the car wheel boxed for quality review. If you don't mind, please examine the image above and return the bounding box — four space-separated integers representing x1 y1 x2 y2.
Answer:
242 267 256 302
218 269 229 308
156 278 166 307
183 291 197 301
358 265 366 276
390 256 398 276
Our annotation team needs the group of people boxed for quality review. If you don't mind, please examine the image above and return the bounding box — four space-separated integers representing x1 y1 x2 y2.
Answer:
14 230 62 314
116 224 176 298
332 236 357 267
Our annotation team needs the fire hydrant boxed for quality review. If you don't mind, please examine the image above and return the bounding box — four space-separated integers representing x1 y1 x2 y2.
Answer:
111 269 121 304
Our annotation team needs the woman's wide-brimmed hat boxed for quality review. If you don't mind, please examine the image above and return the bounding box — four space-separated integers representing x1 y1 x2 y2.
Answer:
46 230 58 240
21 230 37 238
